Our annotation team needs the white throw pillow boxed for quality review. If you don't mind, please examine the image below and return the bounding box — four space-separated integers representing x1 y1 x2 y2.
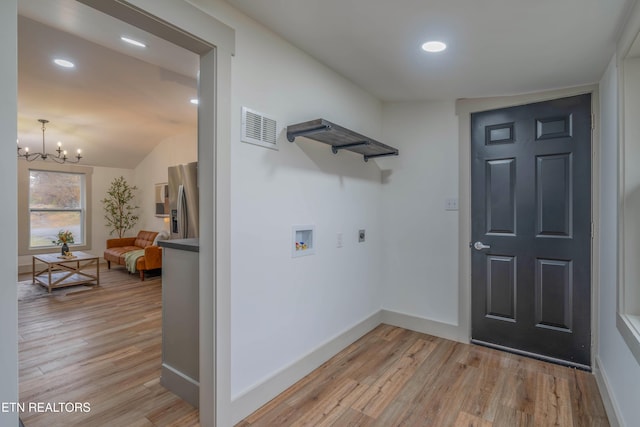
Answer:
152 230 170 246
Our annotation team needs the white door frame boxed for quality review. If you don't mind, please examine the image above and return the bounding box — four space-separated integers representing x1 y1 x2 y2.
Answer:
77 2 235 425
456 84 600 367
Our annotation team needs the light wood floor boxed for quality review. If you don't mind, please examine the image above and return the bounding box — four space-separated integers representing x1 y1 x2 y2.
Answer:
237 324 609 427
18 268 199 427
19 269 610 427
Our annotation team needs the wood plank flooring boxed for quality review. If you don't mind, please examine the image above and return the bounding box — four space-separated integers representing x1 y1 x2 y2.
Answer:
18 267 199 427
237 324 610 427
18 268 609 426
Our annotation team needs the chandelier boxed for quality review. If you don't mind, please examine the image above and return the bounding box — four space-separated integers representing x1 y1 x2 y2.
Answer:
17 119 82 163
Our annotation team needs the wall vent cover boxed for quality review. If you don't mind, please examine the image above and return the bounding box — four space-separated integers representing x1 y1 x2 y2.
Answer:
242 107 278 150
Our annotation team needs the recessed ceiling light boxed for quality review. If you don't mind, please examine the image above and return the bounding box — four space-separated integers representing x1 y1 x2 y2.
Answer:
53 58 75 68
421 41 447 53
121 36 146 48
190 98 199 105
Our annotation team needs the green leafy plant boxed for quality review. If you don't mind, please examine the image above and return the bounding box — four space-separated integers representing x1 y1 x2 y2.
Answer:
101 176 139 238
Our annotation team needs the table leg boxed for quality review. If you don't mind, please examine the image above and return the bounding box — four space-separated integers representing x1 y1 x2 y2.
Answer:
32 256 35 284
48 264 52 293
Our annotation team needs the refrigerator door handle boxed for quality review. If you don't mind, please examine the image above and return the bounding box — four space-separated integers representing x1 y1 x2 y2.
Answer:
177 184 188 238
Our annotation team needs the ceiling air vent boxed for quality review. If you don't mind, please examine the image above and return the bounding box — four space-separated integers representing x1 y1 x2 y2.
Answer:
242 107 278 150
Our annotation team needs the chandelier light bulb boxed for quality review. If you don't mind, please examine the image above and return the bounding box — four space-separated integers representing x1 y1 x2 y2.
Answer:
17 119 83 164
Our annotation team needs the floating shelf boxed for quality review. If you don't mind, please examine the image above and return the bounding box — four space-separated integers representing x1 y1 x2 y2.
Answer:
286 119 398 162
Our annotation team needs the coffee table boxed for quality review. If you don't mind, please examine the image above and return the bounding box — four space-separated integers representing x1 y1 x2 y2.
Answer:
32 251 100 293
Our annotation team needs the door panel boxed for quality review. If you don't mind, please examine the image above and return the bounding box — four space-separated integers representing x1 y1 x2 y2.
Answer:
471 94 591 369
486 122 515 144
486 159 516 235
536 154 573 237
535 258 573 331
486 255 517 321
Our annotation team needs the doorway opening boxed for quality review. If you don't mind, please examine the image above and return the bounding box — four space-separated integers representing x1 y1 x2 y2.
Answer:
15 0 230 425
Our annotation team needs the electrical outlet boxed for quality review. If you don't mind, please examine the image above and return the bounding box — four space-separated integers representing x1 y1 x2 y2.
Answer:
337 232 343 248
358 229 365 243
445 198 459 211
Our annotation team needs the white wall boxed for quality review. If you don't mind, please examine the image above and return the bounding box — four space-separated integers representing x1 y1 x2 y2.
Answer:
597 54 640 426
0 0 18 425
190 0 385 405
379 101 459 325
133 130 197 232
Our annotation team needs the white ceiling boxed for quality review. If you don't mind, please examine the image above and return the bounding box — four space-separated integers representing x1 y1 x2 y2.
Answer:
224 0 632 101
18 0 199 169
15 0 634 169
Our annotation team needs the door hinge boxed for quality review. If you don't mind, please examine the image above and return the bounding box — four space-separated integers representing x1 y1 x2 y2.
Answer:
591 113 595 131
591 222 594 239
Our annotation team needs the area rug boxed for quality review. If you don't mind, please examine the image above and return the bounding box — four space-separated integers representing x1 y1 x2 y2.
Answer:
18 280 98 301
17 267 161 302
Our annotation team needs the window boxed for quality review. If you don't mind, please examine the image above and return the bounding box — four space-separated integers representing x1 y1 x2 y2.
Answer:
29 170 85 248
18 162 92 256
619 29 640 366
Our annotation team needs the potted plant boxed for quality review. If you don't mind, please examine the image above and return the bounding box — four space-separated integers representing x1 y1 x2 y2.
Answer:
101 176 139 238
53 230 74 255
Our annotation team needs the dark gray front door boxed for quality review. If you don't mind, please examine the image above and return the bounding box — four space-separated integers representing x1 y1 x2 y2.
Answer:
471 94 592 369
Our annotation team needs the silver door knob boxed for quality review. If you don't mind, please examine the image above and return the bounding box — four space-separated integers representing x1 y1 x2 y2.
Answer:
473 241 491 250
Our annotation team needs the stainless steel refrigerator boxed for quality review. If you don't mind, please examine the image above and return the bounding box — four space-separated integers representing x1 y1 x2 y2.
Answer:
168 162 199 239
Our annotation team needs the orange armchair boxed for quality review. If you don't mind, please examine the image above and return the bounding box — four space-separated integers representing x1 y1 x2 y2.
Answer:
104 230 162 280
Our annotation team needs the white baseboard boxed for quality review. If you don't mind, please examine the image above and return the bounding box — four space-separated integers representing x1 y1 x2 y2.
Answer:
593 355 623 427
230 310 383 424
161 363 199 408
380 309 466 343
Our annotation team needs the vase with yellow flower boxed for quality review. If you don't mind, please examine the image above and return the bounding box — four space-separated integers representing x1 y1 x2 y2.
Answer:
53 230 74 255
